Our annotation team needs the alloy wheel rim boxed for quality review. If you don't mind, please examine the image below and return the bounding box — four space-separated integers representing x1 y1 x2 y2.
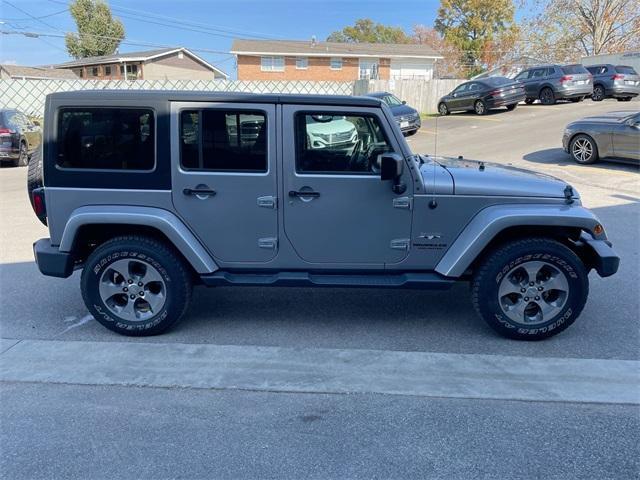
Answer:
19 145 27 164
498 260 570 326
98 258 166 322
475 102 484 114
594 87 603 100
572 138 593 162
439 104 447 115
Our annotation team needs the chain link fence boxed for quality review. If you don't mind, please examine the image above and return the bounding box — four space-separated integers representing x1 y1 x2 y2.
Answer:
0 78 356 117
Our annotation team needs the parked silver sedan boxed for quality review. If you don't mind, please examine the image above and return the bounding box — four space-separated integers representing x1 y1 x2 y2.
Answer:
562 111 640 164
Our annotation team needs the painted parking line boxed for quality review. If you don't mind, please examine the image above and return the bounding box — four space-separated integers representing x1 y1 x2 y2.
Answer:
1 339 638 405
445 115 503 122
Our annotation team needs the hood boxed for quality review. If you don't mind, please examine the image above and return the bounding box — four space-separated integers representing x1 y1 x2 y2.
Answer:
389 104 418 117
430 156 577 199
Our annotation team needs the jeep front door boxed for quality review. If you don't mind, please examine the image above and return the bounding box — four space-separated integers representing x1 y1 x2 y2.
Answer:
171 103 278 263
282 106 412 265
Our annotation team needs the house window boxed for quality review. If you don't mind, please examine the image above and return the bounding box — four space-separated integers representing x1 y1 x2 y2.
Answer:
260 56 285 72
330 57 342 70
295 57 308 70
77 69 84 78
91 67 99 77
119 64 139 78
105 66 112 76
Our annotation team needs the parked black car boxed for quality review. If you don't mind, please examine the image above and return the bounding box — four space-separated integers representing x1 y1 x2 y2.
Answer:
437 76 525 116
0 109 42 167
364 92 421 135
514 64 593 105
585 64 639 102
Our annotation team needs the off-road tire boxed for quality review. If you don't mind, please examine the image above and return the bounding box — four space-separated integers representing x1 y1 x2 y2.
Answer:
539 87 556 105
506 103 517 111
27 145 43 208
570 134 599 164
591 85 605 101
81 236 192 336
474 100 487 115
472 238 589 340
16 142 29 167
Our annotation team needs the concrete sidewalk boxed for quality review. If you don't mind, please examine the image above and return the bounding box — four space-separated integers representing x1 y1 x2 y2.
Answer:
1 339 638 405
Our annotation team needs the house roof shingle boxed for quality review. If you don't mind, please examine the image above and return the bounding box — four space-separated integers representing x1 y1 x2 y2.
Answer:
231 39 442 59
0 64 78 80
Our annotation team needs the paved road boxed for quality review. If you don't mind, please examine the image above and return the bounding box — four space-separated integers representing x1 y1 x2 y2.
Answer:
1 97 638 479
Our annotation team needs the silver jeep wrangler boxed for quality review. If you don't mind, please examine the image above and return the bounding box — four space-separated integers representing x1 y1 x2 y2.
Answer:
30 91 619 340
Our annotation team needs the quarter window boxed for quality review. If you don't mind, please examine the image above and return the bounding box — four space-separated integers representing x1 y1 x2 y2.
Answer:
330 57 343 70
295 113 393 174
261 56 285 72
180 110 267 172
56 108 155 170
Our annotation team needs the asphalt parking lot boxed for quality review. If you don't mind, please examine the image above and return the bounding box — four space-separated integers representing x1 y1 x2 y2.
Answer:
1 97 638 479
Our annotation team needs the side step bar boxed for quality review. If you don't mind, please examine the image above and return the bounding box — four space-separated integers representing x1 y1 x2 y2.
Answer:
200 271 455 289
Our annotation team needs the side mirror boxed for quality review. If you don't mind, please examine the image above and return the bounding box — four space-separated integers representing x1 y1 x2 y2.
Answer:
380 153 406 194
401 100 407 105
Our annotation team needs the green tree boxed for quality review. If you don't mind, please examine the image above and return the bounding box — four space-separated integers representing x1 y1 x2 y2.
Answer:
434 0 517 75
327 18 411 43
65 0 125 59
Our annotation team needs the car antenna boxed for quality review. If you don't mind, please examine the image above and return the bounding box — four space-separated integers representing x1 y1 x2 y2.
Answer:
429 112 438 209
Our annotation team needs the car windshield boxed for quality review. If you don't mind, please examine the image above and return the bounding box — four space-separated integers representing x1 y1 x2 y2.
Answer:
382 94 403 106
615 66 637 75
561 65 588 74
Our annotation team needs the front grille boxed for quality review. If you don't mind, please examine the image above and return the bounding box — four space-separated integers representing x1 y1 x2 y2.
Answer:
397 113 418 123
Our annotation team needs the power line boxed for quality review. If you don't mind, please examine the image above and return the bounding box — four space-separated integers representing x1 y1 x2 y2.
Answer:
0 8 68 21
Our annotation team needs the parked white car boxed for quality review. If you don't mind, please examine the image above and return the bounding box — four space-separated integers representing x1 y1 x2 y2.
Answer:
306 115 357 149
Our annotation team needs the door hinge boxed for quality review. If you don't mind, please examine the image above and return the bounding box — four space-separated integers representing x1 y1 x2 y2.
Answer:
393 196 412 210
258 237 278 249
257 195 277 209
390 238 410 250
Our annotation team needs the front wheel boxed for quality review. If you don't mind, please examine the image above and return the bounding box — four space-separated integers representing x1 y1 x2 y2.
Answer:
592 85 605 101
539 88 555 105
81 236 192 336
472 238 589 340
474 100 487 115
570 134 598 164
438 102 450 116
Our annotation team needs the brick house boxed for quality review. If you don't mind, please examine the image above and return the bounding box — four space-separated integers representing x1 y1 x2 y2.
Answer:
231 39 442 81
52 47 228 80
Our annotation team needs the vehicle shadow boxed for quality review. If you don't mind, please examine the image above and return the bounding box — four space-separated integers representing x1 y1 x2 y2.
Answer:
523 148 640 172
449 108 510 117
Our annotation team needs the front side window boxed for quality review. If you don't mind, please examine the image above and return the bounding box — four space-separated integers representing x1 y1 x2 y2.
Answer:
295 57 308 69
180 109 267 172
532 68 546 79
330 57 343 70
57 108 155 170
261 56 285 72
514 70 529 81
296 113 393 175
453 83 469 94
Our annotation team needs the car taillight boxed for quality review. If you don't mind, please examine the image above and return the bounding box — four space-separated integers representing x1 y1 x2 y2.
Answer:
0 128 15 135
31 187 47 225
612 74 625 80
560 75 573 83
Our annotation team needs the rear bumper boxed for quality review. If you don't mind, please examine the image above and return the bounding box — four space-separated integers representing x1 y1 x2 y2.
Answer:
33 238 75 278
487 93 525 107
574 232 620 277
557 86 593 98
610 84 640 97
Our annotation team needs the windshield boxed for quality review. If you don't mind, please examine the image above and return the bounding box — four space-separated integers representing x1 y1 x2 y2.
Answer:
615 66 637 75
484 76 512 86
382 94 403 106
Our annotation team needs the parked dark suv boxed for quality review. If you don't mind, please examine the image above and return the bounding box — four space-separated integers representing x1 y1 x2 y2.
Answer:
365 92 421 135
585 64 639 102
514 64 593 105
0 109 42 167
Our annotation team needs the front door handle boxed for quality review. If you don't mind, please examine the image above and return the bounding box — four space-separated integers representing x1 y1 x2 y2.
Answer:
183 188 216 197
289 190 320 198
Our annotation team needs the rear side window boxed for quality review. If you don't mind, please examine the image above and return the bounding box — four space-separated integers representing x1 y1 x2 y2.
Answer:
57 108 155 170
295 113 393 175
587 66 608 75
561 65 588 75
180 109 267 172
615 66 637 75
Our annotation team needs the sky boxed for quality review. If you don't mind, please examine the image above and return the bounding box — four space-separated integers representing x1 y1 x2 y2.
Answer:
0 0 534 77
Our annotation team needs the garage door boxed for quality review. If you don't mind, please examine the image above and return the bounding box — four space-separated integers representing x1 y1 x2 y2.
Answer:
390 60 433 80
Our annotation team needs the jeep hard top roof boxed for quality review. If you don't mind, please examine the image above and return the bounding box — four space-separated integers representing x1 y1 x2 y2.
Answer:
46 90 384 107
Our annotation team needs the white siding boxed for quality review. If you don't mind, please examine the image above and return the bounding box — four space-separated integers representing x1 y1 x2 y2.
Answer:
390 58 434 80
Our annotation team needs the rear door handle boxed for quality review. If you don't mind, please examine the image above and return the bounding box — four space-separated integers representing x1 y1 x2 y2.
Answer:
183 188 216 197
289 190 320 198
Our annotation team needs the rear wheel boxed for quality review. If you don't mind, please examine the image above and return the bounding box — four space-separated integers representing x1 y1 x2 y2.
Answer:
506 103 517 111
540 88 555 105
474 100 487 115
570 134 598 164
15 142 28 167
472 238 588 340
617 97 632 102
438 102 450 116
592 85 605 101
81 236 192 336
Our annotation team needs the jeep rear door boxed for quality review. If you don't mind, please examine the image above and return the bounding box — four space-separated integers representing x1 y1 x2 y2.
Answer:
170 102 278 262
281 105 412 265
